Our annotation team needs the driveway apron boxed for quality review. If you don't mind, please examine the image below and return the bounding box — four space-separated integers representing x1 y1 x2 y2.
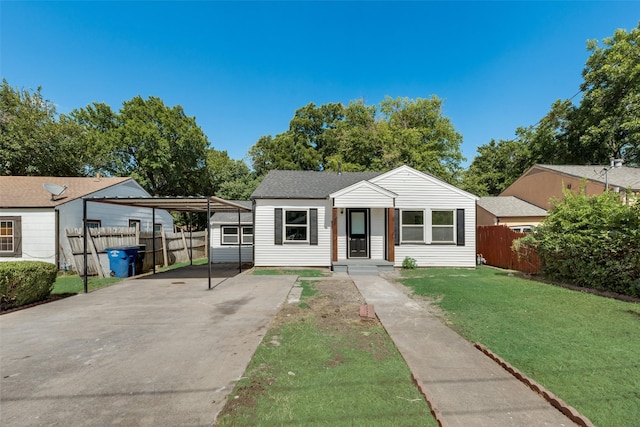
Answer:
352 275 574 427
1 269 296 427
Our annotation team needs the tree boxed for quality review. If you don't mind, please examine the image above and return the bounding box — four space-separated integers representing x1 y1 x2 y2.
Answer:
461 137 530 196
73 96 210 196
248 96 465 183
0 79 87 176
207 149 258 200
579 25 640 166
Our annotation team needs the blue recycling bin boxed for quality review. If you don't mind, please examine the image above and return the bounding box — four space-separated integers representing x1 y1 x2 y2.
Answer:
106 246 139 278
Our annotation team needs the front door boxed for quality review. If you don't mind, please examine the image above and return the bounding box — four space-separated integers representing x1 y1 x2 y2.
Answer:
348 209 368 258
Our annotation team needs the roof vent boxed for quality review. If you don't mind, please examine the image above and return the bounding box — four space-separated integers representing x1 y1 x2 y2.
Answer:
43 183 68 201
610 158 624 168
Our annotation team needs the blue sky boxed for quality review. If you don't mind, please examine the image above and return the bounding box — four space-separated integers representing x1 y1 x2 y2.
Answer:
2 1 639 167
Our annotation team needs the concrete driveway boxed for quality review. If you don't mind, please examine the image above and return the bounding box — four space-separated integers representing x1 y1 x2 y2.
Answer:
1 266 296 427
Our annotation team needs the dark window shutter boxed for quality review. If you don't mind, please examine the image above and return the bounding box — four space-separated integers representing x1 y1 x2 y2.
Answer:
456 209 465 246
274 208 283 245
394 209 400 246
309 208 318 245
14 216 22 256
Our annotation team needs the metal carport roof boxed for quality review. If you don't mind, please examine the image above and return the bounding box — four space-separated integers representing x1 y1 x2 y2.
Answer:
81 196 251 292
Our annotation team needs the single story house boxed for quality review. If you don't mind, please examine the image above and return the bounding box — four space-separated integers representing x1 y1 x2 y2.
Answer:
476 196 548 231
0 176 173 270
501 162 640 210
209 200 253 264
250 165 478 271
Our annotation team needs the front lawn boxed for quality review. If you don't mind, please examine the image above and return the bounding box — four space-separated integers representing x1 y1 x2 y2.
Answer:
399 266 640 426
216 279 436 426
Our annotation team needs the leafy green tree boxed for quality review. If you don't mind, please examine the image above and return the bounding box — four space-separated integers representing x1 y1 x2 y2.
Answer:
207 149 258 200
249 96 465 183
461 137 530 196
379 96 464 182
579 25 640 166
73 96 210 196
0 79 87 176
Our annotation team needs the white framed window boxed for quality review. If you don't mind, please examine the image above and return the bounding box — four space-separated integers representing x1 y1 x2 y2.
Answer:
432 210 455 243
129 219 141 230
241 227 253 244
0 216 21 257
221 226 239 244
221 226 253 245
401 210 424 243
0 219 15 252
86 220 102 229
284 210 308 242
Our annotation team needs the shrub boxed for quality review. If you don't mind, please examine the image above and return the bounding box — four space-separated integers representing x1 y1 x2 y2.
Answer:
0 261 58 310
402 256 417 269
516 188 640 296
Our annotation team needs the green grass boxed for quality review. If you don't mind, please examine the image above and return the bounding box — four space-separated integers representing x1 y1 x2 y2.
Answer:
157 257 209 272
399 266 640 427
252 267 329 277
52 274 123 294
297 280 319 309
216 318 436 426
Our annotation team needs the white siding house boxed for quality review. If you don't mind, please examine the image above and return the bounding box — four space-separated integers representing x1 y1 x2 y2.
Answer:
251 165 478 269
209 201 254 264
0 176 173 270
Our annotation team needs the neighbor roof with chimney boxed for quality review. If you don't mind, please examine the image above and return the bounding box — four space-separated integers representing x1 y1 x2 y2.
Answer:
0 176 133 208
536 164 640 190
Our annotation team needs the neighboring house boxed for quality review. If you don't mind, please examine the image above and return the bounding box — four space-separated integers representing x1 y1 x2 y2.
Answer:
0 176 173 270
209 200 253 264
250 165 478 269
501 163 640 210
477 196 548 231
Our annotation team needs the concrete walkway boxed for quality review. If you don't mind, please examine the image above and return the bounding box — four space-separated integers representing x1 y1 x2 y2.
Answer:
1 267 296 427
351 275 574 427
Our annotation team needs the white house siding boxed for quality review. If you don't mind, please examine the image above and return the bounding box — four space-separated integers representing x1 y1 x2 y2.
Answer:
58 181 174 269
254 199 332 267
0 208 56 264
372 168 477 268
210 224 253 263
332 186 394 208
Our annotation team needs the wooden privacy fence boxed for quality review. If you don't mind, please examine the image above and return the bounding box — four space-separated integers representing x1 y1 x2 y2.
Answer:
66 227 208 277
476 226 541 274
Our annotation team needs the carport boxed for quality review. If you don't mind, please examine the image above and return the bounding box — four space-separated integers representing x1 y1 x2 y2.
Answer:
81 196 251 292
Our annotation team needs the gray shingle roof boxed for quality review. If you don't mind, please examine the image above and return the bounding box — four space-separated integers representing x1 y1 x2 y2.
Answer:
477 196 548 217
210 201 252 224
251 170 384 199
537 165 640 190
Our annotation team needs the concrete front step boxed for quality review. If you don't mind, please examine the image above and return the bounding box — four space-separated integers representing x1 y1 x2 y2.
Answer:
332 260 394 275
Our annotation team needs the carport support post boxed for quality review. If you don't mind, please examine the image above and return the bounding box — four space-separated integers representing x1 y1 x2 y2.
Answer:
237 208 242 273
189 212 193 265
83 198 88 293
152 208 156 274
207 198 211 290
